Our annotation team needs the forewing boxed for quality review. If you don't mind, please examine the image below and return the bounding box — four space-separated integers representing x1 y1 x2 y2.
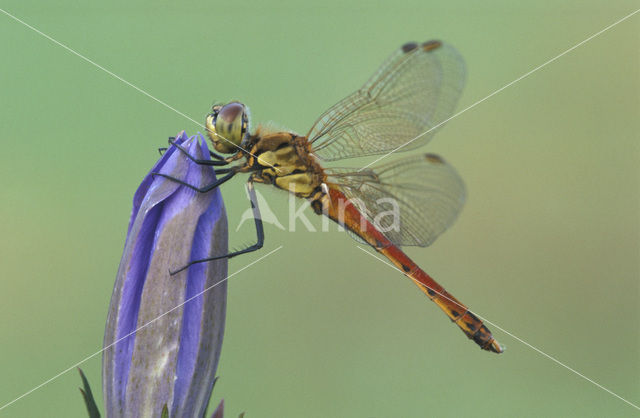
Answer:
308 41 465 161
326 154 465 247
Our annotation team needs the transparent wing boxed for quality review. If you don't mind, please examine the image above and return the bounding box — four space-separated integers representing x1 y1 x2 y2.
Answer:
326 153 465 247
307 41 465 161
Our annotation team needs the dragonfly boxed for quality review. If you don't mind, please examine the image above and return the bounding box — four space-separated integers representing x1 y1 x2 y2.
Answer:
155 40 503 353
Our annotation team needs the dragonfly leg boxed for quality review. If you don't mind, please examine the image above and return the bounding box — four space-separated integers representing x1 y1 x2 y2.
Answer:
157 136 177 156
213 168 234 175
170 180 264 275
151 169 237 193
167 138 229 166
209 150 227 161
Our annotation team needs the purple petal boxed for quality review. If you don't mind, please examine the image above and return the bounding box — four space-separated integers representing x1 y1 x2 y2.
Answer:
127 131 189 235
103 133 228 417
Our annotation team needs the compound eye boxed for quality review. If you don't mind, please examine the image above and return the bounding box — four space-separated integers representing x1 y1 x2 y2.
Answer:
217 102 245 126
208 102 248 154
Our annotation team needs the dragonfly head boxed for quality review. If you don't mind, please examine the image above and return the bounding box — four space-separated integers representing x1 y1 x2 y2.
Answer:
205 101 250 154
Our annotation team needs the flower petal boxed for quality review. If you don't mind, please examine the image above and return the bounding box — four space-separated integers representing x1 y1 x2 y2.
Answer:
103 133 228 418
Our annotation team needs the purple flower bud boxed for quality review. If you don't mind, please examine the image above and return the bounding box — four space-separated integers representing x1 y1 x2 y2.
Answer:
103 131 228 417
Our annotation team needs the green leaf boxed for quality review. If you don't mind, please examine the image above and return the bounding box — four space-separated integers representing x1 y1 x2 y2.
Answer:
77 368 100 418
161 404 169 418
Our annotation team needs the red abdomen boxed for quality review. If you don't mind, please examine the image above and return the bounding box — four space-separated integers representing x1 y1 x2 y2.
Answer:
323 187 503 353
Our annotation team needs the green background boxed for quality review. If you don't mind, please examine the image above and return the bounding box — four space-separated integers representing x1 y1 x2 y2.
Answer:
1 1 638 417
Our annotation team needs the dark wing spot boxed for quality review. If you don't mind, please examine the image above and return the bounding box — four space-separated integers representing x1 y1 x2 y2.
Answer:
421 40 442 52
425 153 444 164
402 42 418 53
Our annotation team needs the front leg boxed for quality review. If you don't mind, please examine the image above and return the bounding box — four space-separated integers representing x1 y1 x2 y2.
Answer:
152 169 238 193
168 138 229 167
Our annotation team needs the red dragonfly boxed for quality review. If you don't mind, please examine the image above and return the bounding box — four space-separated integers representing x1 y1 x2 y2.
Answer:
156 40 503 353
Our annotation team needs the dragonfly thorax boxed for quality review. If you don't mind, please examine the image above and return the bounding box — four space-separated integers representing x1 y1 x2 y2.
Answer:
249 131 324 198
